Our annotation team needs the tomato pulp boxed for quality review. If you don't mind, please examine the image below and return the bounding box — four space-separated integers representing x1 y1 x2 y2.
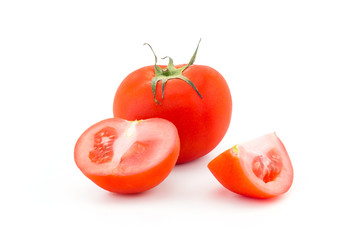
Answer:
208 133 293 198
74 118 180 193
113 41 232 163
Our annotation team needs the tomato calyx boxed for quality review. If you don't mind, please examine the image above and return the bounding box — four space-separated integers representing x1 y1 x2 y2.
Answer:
144 39 203 104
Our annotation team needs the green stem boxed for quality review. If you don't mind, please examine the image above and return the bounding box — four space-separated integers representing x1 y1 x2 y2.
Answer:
144 39 203 104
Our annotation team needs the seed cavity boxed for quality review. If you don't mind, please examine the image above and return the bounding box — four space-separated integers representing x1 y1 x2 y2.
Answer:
89 126 118 164
252 148 283 183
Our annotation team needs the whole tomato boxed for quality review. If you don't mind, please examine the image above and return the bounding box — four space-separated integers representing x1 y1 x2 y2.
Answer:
113 40 232 163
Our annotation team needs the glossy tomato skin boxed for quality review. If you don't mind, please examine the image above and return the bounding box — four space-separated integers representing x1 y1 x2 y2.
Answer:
74 118 180 194
208 133 293 199
113 64 232 164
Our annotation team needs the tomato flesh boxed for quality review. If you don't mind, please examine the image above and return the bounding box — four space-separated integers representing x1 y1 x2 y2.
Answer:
208 133 293 198
88 126 118 163
74 118 180 193
252 148 283 183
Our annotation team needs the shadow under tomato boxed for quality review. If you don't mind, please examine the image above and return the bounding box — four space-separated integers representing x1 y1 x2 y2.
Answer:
99 180 177 204
106 190 152 198
212 186 288 206
99 190 154 205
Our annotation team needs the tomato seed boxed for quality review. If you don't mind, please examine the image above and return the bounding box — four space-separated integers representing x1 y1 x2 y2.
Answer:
252 150 283 183
89 127 118 164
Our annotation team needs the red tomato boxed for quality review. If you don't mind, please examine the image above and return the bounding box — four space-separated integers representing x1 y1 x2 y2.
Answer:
208 133 293 198
74 118 180 194
113 41 232 163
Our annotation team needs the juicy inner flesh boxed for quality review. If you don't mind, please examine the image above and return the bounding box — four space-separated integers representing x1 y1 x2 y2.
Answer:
89 127 118 163
83 120 172 175
252 148 283 183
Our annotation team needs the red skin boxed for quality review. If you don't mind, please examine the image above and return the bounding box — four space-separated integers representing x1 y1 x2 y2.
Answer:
113 64 232 163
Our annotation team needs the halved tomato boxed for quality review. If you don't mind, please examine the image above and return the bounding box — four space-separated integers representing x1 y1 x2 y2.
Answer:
74 118 180 194
208 133 293 199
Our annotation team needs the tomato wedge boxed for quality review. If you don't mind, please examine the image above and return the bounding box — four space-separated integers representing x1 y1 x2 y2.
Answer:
74 118 180 194
208 133 293 199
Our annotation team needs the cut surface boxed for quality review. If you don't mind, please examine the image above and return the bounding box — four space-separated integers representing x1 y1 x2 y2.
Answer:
89 126 118 163
233 133 293 196
252 148 283 183
75 118 179 176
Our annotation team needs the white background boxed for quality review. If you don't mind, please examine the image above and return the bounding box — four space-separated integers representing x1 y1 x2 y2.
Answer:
1 0 359 239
